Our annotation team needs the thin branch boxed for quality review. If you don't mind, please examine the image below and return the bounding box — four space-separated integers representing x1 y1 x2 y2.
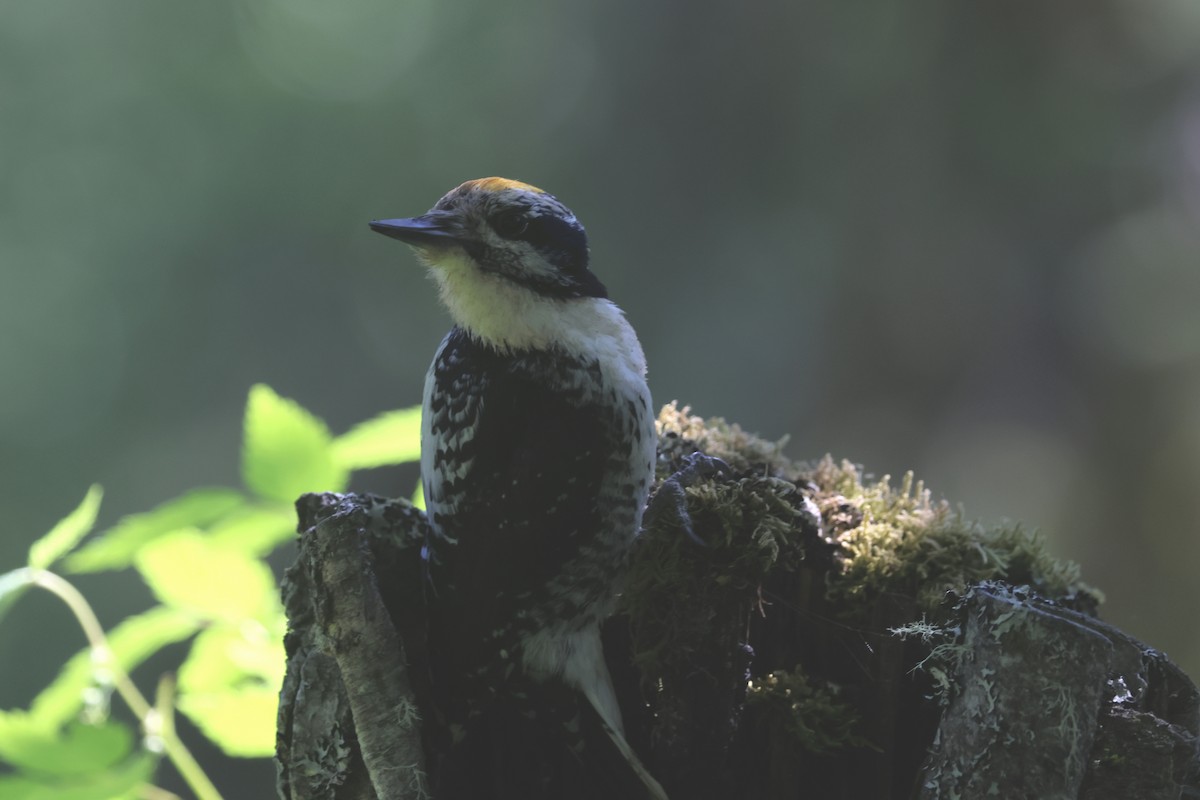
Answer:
25 569 225 800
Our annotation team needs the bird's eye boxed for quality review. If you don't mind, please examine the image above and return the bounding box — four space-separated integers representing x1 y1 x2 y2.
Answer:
491 210 530 239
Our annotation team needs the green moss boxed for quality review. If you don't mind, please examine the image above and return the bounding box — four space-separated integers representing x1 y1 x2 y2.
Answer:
649 403 1099 622
623 467 809 676
808 458 1101 622
746 668 872 753
625 404 1103 756
653 402 795 479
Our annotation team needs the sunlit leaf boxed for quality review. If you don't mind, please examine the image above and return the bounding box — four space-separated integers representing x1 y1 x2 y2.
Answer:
331 406 423 469
31 607 198 728
0 715 131 776
177 624 285 757
134 530 280 623
412 481 425 511
207 505 297 557
0 751 157 800
178 687 280 758
242 384 348 502
67 488 245 573
178 623 286 691
28 486 103 570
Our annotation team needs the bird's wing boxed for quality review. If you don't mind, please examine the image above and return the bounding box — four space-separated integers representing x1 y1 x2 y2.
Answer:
423 330 611 603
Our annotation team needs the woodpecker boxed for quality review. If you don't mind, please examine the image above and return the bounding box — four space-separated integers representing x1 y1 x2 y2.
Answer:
371 178 660 798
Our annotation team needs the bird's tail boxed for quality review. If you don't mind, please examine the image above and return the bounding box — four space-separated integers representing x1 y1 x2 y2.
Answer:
431 678 668 800
578 687 669 800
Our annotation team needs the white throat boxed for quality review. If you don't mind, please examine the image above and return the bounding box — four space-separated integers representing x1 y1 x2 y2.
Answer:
423 249 647 378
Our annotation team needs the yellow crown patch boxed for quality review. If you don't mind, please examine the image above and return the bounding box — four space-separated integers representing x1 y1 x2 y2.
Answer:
466 177 546 195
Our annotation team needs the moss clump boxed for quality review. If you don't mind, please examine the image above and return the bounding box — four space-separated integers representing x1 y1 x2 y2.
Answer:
650 402 1099 624
746 668 873 754
622 404 1103 773
654 402 795 479
807 458 1101 622
623 405 824 681
624 467 813 677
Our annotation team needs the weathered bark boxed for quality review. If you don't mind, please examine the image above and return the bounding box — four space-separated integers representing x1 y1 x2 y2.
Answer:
275 409 1200 800
276 493 431 800
919 584 1200 799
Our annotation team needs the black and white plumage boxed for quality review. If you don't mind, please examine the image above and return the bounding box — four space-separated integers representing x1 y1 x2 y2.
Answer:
371 178 660 798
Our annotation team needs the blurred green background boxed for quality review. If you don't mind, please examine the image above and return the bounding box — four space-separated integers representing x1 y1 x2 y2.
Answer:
4 0 1200 795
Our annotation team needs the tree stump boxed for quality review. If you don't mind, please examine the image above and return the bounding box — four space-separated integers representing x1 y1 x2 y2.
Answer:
275 404 1200 800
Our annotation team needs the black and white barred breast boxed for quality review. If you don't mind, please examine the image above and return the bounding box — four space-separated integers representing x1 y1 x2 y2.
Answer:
420 325 654 679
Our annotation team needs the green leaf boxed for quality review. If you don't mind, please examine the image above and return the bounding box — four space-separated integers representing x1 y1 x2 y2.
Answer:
0 751 157 800
28 486 103 570
31 607 199 728
178 687 280 758
331 406 423 469
206 505 297 557
0 715 132 776
242 383 348 503
177 624 285 757
66 487 245 573
412 481 425 511
134 530 281 623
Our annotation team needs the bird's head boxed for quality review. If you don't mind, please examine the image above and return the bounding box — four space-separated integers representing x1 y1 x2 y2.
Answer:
370 177 607 302
372 177 644 370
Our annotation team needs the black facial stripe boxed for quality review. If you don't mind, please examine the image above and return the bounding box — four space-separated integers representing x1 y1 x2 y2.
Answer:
463 240 607 299
467 212 608 299
522 215 586 268
522 215 607 299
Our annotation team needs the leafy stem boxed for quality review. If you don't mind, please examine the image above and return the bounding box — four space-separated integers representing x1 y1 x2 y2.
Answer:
23 568 225 800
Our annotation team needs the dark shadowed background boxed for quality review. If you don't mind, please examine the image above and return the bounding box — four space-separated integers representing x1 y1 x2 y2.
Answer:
3 1 1200 796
